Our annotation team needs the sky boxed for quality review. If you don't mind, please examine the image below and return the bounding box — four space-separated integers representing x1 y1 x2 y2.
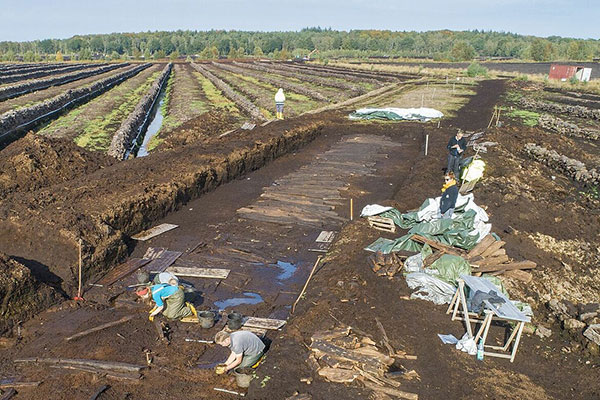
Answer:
1 0 598 42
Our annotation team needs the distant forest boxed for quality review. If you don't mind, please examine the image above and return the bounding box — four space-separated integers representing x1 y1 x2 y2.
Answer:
1 28 598 62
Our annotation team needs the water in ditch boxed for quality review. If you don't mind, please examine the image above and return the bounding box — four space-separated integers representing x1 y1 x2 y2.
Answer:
136 88 167 157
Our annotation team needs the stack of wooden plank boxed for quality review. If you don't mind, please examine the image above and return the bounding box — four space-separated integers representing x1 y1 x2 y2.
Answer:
367 252 404 278
308 326 418 399
466 234 536 280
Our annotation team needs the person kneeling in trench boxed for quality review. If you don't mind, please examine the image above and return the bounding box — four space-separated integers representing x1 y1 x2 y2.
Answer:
214 330 265 374
146 273 198 323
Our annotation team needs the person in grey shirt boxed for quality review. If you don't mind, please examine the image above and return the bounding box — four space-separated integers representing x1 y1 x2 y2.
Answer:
215 330 265 372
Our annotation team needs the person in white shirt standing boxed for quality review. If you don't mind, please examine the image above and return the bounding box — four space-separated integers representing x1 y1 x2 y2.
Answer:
275 88 286 119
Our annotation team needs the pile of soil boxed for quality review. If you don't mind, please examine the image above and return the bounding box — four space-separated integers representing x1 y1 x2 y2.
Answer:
0 252 63 335
158 110 239 150
0 132 113 197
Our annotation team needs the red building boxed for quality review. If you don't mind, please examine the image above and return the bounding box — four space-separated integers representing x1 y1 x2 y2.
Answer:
549 64 592 81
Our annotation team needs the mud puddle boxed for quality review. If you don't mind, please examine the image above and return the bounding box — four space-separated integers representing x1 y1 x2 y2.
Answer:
214 292 264 309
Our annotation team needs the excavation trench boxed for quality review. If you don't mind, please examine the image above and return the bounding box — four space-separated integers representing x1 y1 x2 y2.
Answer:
0 117 328 327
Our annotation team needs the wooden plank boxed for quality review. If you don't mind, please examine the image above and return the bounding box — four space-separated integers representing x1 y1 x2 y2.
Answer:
49 364 141 381
310 340 386 368
0 388 16 400
467 234 496 259
410 234 462 256
475 260 537 273
65 315 136 342
96 258 151 286
131 223 178 241
0 381 41 389
162 266 230 279
317 367 359 383
243 317 286 330
364 381 419 400
143 247 167 260
316 231 336 243
144 251 182 273
473 254 509 267
480 241 506 258
14 358 145 373
368 216 396 233
489 248 506 258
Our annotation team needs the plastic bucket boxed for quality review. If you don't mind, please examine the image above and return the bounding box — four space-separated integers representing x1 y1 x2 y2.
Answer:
227 312 243 330
198 311 215 329
233 367 253 388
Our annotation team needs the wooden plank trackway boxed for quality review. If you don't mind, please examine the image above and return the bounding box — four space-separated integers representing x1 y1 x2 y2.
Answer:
237 134 401 228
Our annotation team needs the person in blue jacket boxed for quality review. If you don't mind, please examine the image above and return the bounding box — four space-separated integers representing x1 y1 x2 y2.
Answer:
439 172 459 219
446 130 467 179
148 274 197 322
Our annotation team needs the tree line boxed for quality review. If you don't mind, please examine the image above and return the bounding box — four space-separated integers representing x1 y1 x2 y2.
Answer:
0 28 598 62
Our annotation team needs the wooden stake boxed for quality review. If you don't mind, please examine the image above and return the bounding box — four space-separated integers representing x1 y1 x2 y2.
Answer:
350 198 354 221
424 134 429 156
74 239 84 301
292 256 323 314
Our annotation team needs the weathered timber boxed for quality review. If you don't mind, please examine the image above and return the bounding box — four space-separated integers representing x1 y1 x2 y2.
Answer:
475 260 537 273
480 241 506 258
14 358 145 373
0 388 16 400
317 367 359 383
89 384 110 400
96 258 151 286
466 235 496 259
131 223 178 241
364 381 419 400
375 318 395 356
65 315 136 342
473 255 509 267
163 266 230 279
410 234 462 256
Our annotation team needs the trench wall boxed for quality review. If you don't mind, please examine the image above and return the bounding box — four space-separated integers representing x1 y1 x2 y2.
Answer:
107 63 172 159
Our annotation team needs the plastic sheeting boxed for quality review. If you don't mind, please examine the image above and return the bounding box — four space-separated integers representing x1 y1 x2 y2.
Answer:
349 107 444 122
462 158 486 182
405 272 456 305
367 193 491 252
360 204 393 217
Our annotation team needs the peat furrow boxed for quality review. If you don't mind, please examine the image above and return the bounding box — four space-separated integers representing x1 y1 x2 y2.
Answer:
538 114 599 141
299 62 414 81
205 65 277 115
230 62 363 95
108 63 173 160
0 63 36 71
0 63 102 85
0 64 151 142
519 97 600 121
308 64 419 80
258 61 385 86
191 62 266 121
217 62 329 102
524 143 600 186
0 63 128 102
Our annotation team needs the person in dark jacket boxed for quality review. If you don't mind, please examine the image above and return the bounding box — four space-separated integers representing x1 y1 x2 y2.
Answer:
446 130 467 178
439 172 458 219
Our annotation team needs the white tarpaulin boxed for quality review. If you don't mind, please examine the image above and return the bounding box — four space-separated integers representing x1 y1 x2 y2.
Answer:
349 107 444 121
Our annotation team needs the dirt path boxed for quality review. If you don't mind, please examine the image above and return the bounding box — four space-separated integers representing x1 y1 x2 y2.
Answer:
0 64 130 115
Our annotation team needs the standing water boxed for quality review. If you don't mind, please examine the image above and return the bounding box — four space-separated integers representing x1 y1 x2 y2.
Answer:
136 88 167 157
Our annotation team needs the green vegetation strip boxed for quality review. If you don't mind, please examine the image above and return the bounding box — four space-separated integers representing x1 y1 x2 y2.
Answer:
507 109 540 127
74 70 161 151
193 71 240 114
